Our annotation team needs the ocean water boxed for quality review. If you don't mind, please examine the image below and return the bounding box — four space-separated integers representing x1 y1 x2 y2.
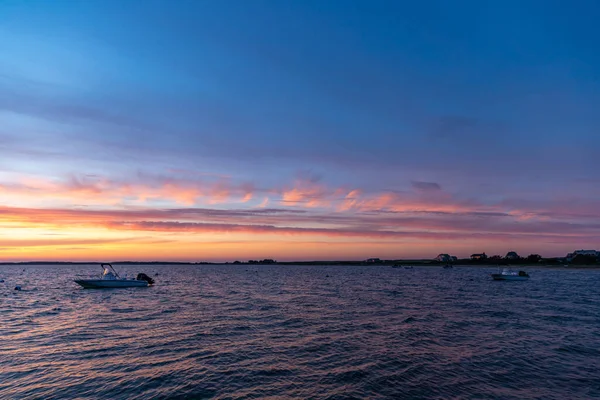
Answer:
1 264 599 399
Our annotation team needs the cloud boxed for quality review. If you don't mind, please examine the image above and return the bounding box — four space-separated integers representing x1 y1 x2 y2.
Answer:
411 181 442 192
0 173 259 207
295 169 324 183
280 177 344 208
2 198 600 243
257 197 269 208
425 115 507 150
0 75 153 132
3 169 600 259
0 237 140 248
5 171 600 224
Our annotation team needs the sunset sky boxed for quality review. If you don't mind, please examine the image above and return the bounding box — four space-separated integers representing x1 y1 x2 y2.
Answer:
1 0 599 261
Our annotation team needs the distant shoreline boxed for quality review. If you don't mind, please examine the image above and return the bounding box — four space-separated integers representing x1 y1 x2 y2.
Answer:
0 261 598 269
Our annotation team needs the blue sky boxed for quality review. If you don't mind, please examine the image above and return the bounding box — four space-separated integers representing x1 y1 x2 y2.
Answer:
1 0 599 260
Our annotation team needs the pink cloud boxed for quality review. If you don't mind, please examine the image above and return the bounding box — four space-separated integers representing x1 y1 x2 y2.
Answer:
256 197 269 208
0 173 258 206
2 201 599 242
3 170 600 259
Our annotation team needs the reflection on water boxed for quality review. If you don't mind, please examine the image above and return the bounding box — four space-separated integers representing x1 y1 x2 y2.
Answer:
1 264 599 399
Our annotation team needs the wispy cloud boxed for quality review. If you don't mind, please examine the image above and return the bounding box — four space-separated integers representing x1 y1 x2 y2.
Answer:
0 173 258 206
0 75 153 132
2 199 600 245
411 181 442 192
3 171 600 258
0 237 139 247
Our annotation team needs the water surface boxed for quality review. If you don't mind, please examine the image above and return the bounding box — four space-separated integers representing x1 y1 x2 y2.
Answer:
1 264 599 399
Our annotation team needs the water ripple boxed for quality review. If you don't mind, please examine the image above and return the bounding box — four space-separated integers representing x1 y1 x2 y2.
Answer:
1 264 599 399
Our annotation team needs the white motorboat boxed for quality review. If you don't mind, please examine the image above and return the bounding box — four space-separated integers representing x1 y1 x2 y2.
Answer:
74 263 155 288
491 268 529 281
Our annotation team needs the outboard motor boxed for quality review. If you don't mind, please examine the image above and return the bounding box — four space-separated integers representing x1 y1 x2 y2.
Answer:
136 273 155 285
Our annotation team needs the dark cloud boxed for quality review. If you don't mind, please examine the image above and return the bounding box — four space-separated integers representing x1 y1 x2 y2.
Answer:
295 169 324 183
98 220 600 244
0 87 150 133
411 181 442 192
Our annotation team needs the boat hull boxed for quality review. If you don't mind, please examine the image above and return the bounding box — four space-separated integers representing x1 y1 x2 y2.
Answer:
491 274 529 281
74 279 149 288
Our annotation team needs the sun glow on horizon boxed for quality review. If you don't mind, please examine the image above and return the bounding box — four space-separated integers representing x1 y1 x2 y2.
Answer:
0 181 594 262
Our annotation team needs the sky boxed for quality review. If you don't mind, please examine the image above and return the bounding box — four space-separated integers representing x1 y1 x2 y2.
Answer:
1 0 599 262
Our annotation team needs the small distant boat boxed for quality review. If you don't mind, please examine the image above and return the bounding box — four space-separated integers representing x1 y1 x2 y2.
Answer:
443 264 453 269
392 264 402 268
74 264 155 288
491 268 529 281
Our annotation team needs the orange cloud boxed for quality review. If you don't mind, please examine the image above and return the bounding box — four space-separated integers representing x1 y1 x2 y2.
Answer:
257 197 269 208
0 174 257 207
1 200 598 261
3 171 600 261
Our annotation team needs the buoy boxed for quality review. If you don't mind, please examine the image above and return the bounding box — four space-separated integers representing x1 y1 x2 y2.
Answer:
14 285 22 291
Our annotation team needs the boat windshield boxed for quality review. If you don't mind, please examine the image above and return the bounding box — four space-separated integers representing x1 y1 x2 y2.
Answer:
102 268 117 279
501 269 518 276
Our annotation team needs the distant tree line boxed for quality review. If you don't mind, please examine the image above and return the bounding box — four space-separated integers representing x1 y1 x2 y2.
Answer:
233 259 277 264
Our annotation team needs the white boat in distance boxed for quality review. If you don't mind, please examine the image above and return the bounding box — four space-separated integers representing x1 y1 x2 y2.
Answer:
491 268 530 281
74 263 155 288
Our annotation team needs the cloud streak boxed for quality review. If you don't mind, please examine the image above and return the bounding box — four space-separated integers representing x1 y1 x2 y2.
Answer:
411 181 442 192
2 198 600 248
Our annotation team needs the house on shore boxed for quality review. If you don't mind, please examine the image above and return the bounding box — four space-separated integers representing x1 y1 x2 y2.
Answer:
435 254 450 262
434 254 458 262
505 251 520 260
471 253 488 260
566 250 599 262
